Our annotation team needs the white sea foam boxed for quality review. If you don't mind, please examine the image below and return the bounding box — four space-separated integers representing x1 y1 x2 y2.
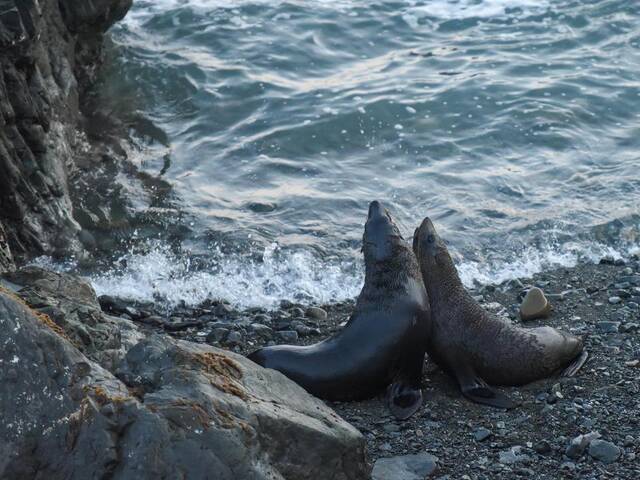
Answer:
88 243 363 310
457 242 625 288
50 236 630 311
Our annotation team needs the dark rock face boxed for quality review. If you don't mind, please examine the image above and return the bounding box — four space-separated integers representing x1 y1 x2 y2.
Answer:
0 290 369 479
0 222 13 271
2 266 143 371
0 0 132 265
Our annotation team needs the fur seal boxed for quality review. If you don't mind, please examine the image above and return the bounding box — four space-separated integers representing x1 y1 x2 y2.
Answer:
413 217 587 408
249 201 431 419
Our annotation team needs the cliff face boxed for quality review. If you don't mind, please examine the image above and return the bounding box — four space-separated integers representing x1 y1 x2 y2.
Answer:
0 0 131 271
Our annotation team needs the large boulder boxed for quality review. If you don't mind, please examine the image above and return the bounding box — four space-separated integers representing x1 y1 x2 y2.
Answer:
2 266 143 370
0 290 368 479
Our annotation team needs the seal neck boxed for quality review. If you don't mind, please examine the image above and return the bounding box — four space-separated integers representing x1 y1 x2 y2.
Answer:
360 245 417 300
422 251 465 305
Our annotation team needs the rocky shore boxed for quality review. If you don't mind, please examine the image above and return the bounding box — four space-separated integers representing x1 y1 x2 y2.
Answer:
2 254 638 478
1 2 639 479
78 256 640 479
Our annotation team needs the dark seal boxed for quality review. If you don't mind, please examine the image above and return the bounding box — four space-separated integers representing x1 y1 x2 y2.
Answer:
413 217 587 408
249 201 431 419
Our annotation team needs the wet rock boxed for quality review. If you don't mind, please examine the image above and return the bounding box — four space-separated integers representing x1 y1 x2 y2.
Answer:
596 321 620 333
2 267 142 370
372 453 438 480
621 322 639 333
608 296 622 304
278 330 299 343
250 323 273 336
588 439 621 464
566 431 601 459
225 330 243 346
273 318 292 330
474 427 492 442
207 327 229 343
520 287 551 321
534 440 551 455
306 306 328 320
0 0 133 262
0 291 368 479
499 446 530 465
214 302 233 316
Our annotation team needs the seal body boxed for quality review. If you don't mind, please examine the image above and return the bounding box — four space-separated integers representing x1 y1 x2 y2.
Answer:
249 201 431 419
413 217 586 408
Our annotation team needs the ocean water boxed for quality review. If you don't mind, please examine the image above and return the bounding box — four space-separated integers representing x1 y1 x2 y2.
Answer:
81 0 640 309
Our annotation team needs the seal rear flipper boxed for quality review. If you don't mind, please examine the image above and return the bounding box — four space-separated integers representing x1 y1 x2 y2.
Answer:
387 381 423 421
458 373 517 409
561 350 588 377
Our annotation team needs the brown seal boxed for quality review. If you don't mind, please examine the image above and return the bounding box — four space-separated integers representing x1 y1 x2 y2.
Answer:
249 201 431 420
413 217 587 408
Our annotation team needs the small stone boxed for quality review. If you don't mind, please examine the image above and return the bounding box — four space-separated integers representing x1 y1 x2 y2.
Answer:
280 300 294 309
372 453 438 480
566 431 601 459
290 307 305 317
623 435 635 447
499 446 530 465
250 323 273 336
383 423 400 433
596 321 620 333
588 439 621 464
306 306 328 320
520 287 551 321
225 331 243 346
278 330 298 343
559 462 576 472
621 323 639 333
600 256 616 265
214 303 233 316
534 440 551 455
253 313 271 324
273 318 292 330
474 427 492 442
206 327 229 343
608 296 622 305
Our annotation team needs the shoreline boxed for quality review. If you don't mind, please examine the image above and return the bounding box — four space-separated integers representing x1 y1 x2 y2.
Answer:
83 254 640 477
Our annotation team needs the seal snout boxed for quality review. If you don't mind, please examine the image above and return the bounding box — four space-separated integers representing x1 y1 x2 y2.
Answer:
368 200 385 219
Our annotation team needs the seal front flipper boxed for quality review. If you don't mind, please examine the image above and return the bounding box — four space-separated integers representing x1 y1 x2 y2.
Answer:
561 350 588 377
457 371 517 409
387 381 423 420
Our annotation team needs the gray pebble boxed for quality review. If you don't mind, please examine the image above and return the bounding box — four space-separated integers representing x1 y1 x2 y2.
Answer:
566 431 601 459
226 331 243 346
278 330 298 343
596 321 620 333
588 439 621 464
206 327 229 343
474 428 492 442
306 306 328 320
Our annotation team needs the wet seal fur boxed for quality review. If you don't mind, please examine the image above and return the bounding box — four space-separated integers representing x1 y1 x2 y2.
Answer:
249 201 431 420
413 217 587 409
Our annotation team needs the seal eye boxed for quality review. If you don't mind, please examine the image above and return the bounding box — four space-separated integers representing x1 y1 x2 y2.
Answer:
427 234 435 244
